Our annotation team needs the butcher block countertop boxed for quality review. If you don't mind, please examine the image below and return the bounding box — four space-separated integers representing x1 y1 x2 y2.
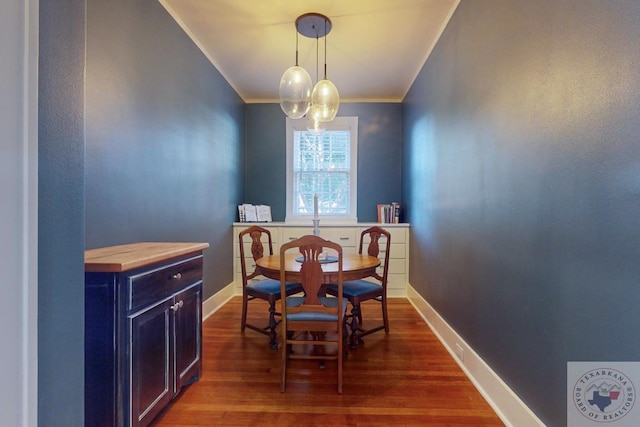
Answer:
85 242 210 273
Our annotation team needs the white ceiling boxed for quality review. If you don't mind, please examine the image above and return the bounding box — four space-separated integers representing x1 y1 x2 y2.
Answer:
160 0 459 103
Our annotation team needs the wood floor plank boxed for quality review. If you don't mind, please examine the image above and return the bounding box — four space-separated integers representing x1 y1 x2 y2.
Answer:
151 297 504 426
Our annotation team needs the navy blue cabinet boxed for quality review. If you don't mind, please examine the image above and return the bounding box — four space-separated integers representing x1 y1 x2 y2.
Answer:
85 243 208 427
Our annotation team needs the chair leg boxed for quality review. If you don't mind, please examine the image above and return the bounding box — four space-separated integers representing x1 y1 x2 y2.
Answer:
337 332 343 394
381 295 389 333
348 304 361 349
240 293 248 332
268 301 278 350
342 319 350 355
280 337 287 392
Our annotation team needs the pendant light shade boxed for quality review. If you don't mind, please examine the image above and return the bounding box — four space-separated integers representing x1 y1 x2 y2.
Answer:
279 65 312 119
310 79 339 122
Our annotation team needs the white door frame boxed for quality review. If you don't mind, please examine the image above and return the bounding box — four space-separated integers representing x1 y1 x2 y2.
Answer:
0 0 39 425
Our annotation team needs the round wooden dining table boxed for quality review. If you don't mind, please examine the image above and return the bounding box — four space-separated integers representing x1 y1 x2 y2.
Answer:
255 253 380 284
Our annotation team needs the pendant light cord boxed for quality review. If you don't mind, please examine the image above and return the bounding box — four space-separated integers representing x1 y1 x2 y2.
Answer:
295 24 299 66
315 35 319 83
323 18 328 79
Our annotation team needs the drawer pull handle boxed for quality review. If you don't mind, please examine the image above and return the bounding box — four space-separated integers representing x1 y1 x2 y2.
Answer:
289 237 298 240
172 273 182 280
339 237 349 240
171 300 184 311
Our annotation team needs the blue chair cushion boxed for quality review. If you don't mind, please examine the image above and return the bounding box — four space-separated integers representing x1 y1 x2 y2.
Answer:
285 296 348 322
247 279 300 295
328 279 382 297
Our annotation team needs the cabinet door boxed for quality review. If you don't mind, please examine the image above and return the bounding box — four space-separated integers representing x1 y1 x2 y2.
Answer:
129 297 174 427
173 282 202 391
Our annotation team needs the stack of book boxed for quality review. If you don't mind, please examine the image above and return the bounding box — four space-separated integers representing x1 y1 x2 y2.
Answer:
377 202 400 224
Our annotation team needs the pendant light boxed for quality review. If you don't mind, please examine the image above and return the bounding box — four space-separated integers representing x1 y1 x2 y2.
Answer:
279 21 312 119
309 15 339 122
279 13 339 122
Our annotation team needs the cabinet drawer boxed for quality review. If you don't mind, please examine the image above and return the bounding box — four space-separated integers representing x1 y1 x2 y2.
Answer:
280 227 356 249
387 258 405 275
280 227 315 243
388 243 406 259
320 228 356 247
237 256 261 275
361 228 405 244
128 255 203 311
385 227 406 244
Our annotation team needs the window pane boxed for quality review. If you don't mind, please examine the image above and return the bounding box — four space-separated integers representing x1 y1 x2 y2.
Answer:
293 129 351 215
286 116 358 222
294 171 350 215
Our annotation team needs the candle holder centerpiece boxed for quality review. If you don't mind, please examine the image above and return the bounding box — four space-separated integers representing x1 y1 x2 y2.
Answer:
313 193 320 236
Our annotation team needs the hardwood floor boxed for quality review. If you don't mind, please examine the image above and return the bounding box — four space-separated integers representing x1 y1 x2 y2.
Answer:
151 297 504 426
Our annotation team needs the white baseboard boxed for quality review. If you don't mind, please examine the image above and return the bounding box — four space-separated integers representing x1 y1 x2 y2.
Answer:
202 281 235 321
407 284 545 427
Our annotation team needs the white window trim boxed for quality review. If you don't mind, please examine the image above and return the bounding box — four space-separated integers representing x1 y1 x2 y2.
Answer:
286 116 358 224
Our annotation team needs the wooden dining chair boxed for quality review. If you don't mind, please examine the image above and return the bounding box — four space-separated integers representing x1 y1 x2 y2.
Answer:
279 234 347 394
239 225 302 349
326 226 391 348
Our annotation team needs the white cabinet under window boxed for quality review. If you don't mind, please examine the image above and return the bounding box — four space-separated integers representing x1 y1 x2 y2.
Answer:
233 223 409 297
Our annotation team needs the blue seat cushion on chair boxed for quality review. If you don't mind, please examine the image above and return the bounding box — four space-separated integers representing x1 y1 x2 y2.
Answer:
285 296 348 322
327 279 382 298
247 279 299 295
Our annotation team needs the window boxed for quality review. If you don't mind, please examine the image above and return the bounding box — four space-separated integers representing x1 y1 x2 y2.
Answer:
286 116 358 223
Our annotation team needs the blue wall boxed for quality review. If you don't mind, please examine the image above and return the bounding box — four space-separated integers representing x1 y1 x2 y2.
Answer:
245 103 403 222
38 0 85 423
84 0 244 299
403 1 640 425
